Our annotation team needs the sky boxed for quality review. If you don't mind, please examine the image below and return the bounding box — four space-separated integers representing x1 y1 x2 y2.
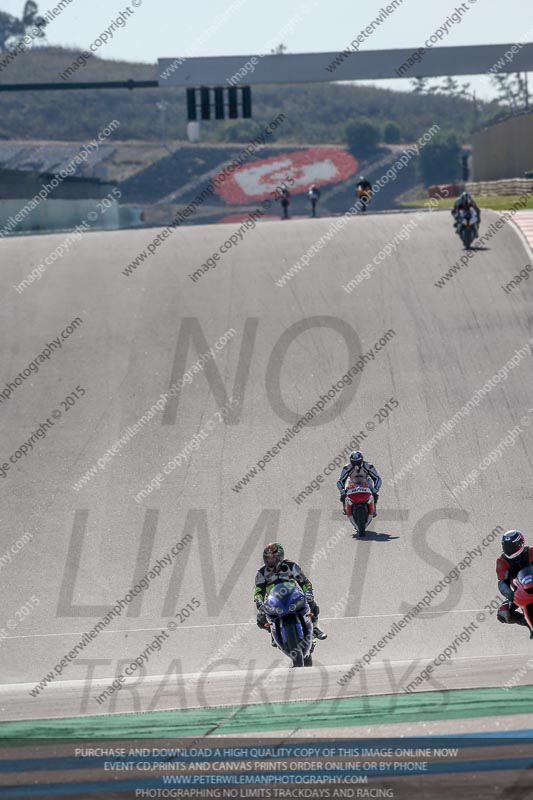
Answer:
3 0 533 99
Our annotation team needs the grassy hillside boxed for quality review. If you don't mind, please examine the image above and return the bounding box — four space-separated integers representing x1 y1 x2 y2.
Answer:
0 46 501 144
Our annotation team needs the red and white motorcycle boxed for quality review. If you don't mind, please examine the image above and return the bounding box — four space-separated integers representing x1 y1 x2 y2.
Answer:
511 567 533 636
344 477 375 537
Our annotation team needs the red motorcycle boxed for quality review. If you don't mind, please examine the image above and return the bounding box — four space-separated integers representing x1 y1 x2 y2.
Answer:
512 567 533 635
345 477 374 537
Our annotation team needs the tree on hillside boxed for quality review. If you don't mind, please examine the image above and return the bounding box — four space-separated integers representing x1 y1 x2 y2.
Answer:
0 11 22 50
417 131 461 185
435 76 472 99
383 121 401 143
410 77 444 96
0 2 46 52
491 72 529 111
270 43 287 55
212 119 264 143
344 118 380 156
410 77 429 95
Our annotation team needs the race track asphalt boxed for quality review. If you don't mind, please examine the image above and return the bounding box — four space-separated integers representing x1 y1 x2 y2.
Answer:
2 207 533 722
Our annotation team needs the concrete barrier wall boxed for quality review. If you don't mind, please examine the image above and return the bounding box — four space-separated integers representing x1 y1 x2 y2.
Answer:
472 114 533 181
0 198 120 236
466 178 533 196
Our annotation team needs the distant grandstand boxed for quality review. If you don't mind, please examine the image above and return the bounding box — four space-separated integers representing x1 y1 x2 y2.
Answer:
0 142 124 235
0 168 114 201
120 143 363 224
0 141 114 180
0 139 421 230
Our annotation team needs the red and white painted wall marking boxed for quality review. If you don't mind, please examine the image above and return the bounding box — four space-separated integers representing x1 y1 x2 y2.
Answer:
215 147 358 204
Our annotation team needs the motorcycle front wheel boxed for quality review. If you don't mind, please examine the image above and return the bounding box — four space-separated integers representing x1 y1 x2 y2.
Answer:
462 227 474 249
354 505 368 537
284 621 304 667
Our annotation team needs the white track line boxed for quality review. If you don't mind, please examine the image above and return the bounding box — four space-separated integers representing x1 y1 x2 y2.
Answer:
0 607 491 641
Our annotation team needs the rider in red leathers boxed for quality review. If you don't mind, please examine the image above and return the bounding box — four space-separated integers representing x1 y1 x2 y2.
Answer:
496 530 533 627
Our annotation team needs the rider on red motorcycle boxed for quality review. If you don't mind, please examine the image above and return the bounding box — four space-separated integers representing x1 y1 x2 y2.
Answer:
337 450 381 517
254 543 327 640
496 530 533 626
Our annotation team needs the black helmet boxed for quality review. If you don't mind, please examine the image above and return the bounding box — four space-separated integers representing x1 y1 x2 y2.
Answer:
502 530 526 559
263 542 284 570
350 450 364 468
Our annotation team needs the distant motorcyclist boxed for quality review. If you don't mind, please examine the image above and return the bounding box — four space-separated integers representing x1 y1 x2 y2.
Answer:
496 530 533 627
254 542 327 640
356 176 372 193
452 191 480 235
308 184 321 217
337 450 382 517
356 176 372 212
280 187 291 220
